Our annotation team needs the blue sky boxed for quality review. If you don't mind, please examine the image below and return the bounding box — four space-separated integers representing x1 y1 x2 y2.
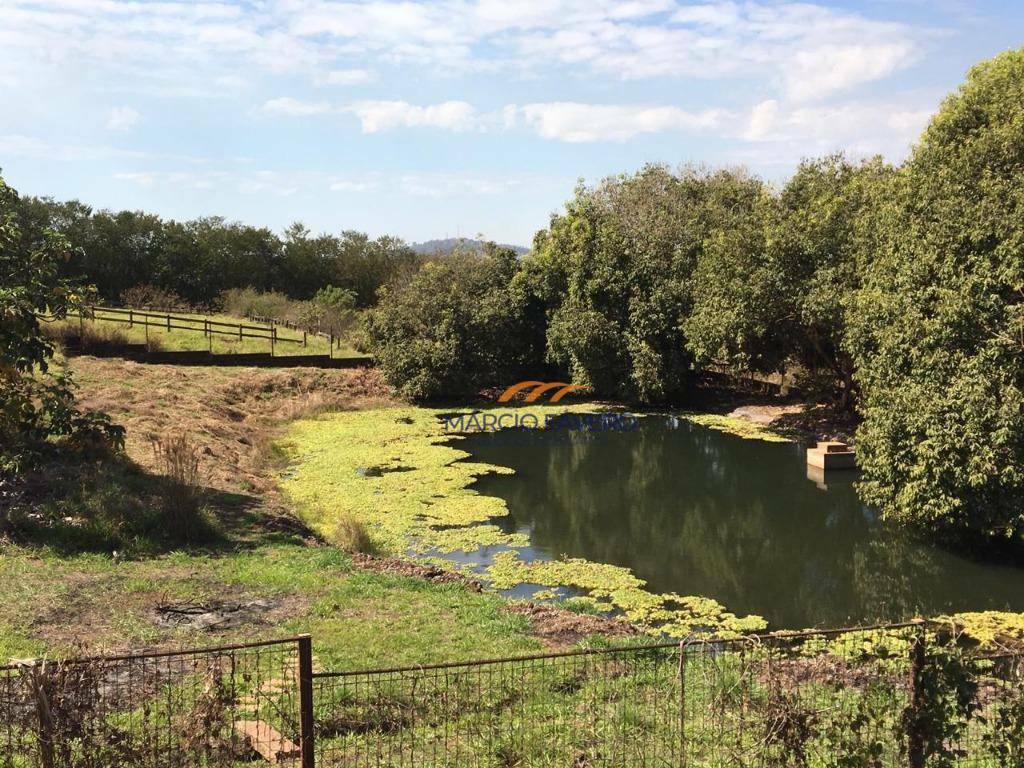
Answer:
1 0 1021 246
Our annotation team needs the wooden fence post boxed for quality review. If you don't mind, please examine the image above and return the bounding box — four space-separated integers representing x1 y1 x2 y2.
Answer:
271 327 277 356
298 635 315 768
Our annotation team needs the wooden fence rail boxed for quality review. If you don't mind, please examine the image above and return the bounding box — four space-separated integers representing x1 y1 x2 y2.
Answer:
37 305 336 356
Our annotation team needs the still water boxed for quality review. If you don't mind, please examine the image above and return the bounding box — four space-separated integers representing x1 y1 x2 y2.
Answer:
461 416 1024 629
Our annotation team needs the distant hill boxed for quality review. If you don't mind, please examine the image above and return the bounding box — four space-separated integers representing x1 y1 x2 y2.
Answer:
411 238 529 256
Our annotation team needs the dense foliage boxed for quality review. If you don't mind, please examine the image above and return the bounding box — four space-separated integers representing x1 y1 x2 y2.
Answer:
0 174 122 477
364 245 544 400
16 198 420 307
361 48 1024 549
529 167 767 402
849 49 1024 545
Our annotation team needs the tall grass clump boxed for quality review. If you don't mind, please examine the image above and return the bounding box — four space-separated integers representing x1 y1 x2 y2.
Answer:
150 434 211 543
331 515 378 555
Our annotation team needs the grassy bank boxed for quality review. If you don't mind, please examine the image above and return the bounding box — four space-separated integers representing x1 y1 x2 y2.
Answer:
1 358 628 667
42 312 363 357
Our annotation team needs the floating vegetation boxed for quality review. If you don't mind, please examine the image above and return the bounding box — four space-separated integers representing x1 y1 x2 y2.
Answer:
678 413 794 443
277 404 767 638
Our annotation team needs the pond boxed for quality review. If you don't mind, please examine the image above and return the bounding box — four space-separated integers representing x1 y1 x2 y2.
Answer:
461 416 1024 629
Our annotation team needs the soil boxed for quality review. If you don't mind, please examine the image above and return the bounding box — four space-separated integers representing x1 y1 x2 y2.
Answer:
504 602 639 649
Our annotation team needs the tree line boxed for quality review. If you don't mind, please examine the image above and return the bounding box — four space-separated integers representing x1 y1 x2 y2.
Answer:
366 48 1024 550
14 200 421 308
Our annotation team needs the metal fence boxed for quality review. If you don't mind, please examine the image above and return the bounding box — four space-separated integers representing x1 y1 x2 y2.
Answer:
0 637 309 768
2 627 1023 768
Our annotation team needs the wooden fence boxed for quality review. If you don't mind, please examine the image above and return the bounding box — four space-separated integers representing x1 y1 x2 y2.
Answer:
44 305 349 357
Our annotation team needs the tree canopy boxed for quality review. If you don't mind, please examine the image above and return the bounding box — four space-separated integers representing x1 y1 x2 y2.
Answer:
849 48 1024 545
16 197 420 307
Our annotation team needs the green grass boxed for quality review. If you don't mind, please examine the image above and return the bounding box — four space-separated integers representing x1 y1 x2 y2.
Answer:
45 311 364 358
0 542 540 669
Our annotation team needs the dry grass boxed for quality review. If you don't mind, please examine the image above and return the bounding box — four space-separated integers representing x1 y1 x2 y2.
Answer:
46 321 131 349
150 433 207 542
331 515 378 555
64 357 397 538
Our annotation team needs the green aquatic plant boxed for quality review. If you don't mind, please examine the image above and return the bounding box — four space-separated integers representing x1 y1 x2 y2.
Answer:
277 404 768 637
678 413 793 443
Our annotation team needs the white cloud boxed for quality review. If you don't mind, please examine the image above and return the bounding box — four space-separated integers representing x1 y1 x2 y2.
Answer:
734 99 935 164
105 105 141 131
257 97 334 117
783 42 921 103
344 100 480 133
111 167 559 200
314 68 373 86
0 0 934 96
519 102 728 142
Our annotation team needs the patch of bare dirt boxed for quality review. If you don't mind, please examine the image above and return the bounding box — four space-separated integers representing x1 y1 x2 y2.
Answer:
721 403 857 444
504 602 639 650
151 599 280 631
350 553 483 591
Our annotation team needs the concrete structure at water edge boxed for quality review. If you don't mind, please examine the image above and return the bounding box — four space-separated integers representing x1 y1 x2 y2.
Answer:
807 441 857 470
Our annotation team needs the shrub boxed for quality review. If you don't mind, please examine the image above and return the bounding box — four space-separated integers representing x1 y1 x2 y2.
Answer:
150 433 209 542
364 245 545 400
119 284 188 311
0 173 123 482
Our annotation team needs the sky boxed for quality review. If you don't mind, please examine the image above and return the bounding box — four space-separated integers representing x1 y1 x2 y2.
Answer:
1 1 1022 246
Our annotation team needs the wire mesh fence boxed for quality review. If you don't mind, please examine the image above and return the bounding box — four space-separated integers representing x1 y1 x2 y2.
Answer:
0 638 304 768
310 626 1024 768
312 643 683 767
1 626 1023 767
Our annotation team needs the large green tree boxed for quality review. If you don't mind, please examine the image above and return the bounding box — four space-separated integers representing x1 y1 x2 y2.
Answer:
684 155 894 408
850 49 1024 545
530 165 767 403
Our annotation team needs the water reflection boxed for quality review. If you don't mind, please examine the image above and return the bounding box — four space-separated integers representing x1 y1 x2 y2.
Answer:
463 417 1024 629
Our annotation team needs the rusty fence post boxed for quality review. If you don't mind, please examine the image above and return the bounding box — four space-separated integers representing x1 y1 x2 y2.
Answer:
298 635 315 768
907 634 926 768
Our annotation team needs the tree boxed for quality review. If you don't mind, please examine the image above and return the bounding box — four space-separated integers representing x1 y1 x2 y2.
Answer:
849 49 1024 545
364 244 545 400
0 174 122 478
531 165 769 403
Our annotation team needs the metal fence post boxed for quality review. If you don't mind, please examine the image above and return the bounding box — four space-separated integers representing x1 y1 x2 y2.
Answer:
907 634 926 768
679 641 687 767
298 635 315 768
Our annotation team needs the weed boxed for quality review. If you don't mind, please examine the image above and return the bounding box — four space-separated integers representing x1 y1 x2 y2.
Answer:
330 515 378 556
150 434 210 543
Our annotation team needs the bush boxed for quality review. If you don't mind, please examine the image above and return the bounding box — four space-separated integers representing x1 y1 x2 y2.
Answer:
850 48 1024 545
150 433 210 543
364 245 545 400
119 284 189 311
